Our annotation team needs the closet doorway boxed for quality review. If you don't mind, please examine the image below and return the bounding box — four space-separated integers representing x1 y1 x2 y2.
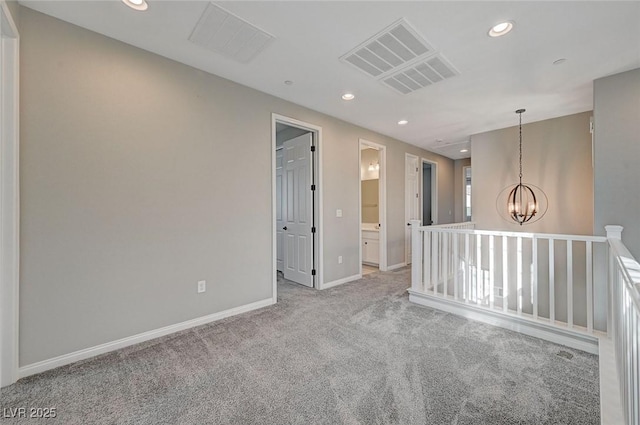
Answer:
359 139 387 275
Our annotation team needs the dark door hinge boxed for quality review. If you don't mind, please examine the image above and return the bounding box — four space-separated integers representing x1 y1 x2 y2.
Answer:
310 145 316 152
311 227 316 233
311 184 316 191
311 269 316 276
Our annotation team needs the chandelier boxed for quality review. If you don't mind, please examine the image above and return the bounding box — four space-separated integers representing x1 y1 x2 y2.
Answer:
507 109 538 225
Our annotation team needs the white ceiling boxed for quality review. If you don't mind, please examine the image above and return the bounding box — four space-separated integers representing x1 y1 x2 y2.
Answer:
20 1 640 160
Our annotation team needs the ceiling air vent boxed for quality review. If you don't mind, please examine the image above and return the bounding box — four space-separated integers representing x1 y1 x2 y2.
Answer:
340 18 459 95
382 55 459 95
340 19 434 77
189 2 275 63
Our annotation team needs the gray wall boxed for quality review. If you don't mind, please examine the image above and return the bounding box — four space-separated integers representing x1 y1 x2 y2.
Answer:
276 126 309 147
19 8 454 365
6 0 19 24
594 68 640 258
471 112 594 235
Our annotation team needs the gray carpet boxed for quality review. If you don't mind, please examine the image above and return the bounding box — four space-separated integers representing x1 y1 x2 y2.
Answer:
0 268 599 424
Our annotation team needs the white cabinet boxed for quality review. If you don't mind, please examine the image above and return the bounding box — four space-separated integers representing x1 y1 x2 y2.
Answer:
362 230 379 265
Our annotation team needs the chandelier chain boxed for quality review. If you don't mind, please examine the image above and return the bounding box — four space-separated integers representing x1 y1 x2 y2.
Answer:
518 110 523 184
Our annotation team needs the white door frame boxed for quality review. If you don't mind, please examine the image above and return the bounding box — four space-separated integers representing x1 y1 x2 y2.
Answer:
421 158 438 225
405 153 420 265
358 139 387 272
0 1 20 388
271 114 323 297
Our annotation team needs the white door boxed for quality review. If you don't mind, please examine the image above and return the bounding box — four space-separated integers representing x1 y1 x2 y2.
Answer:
405 154 420 264
283 133 313 287
276 148 285 271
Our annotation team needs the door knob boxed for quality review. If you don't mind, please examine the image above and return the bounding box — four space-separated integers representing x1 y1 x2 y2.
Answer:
407 222 411 226
282 226 288 231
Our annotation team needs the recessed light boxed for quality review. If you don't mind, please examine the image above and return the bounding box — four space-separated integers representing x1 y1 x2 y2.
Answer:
460 149 469 153
284 80 293 85
122 0 148 11
341 93 355 101
488 21 513 37
553 58 567 65
397 120 409 125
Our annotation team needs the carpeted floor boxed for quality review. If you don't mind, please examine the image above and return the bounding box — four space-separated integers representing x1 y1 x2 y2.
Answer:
0 268 599 424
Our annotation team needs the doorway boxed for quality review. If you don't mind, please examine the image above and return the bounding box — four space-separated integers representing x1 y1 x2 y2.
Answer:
359 140 387 274
405 155 438 265
272 115 322 296
405 154 420 265
463 166 472 221
422 158 438 226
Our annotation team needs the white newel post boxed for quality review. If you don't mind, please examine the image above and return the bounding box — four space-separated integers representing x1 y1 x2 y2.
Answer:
605 226 623 337
411 220 422 291
605 225 624 241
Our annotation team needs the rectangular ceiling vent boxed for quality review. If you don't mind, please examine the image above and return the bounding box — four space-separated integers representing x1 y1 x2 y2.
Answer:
189 2 275 63
340 19 434 78
382 55 459 95
340 18 459 95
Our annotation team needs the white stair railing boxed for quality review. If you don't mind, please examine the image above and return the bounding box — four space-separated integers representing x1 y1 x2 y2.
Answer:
410 220 609 335
606 225 640 425
410 221 639 424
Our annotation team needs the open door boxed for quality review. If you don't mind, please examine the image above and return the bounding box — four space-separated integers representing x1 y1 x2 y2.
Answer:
282 133 314 287
276 148 285 271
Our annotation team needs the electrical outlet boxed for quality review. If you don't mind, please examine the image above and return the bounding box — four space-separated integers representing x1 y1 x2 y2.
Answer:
336 209 343 217
338 256 343 264
197 280 206 293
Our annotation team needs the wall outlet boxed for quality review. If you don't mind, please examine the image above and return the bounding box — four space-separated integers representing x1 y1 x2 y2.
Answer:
336 209 343 217
338 256 343 264
197 280 206 293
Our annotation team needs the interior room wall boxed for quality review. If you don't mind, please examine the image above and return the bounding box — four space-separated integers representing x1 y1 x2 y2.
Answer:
6 0 19 25
19 7 455 366
470 111 594 235
594 68 640 259
361 148 379 224
276 126 309 147
361 180 379 224
453 158 471 223
360 148 379 181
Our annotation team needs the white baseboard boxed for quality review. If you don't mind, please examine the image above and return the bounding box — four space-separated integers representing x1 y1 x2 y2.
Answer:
386 262 407 271
598 336 624 425
408 290 599 354
321 274 361 290
18 297 275 380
